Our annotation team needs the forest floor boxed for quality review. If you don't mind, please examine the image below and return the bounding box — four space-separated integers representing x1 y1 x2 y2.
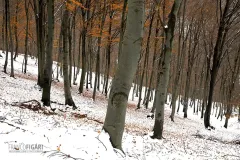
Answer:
0 52 240 160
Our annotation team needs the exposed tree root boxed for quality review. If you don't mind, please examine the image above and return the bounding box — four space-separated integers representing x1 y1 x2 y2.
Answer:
222 154 240 159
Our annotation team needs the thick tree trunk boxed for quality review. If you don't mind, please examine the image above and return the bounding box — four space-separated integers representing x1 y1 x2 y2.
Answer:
103 0 144 151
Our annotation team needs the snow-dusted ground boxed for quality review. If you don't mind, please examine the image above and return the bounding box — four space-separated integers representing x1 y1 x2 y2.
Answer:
0 51 239 160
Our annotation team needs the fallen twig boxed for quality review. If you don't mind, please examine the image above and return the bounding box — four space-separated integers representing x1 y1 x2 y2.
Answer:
11 99 56 115
0 128 17 134
42 150 84 160
222 154 240 158
95 136 107 151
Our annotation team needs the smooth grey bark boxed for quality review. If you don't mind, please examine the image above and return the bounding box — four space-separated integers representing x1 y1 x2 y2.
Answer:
152 0 181 139
103 0 144 151
62 5 76 110
42 0 54 106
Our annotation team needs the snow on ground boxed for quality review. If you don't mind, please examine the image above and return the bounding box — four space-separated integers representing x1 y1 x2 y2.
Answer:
0 51 239 160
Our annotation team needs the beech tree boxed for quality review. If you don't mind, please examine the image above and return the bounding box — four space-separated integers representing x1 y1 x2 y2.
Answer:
41 0 55 106
152 0 181 139
103 0 144 151
204 0 240 129
61 1 77 109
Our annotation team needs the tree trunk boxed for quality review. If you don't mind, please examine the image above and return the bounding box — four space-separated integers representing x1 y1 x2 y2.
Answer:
79 29 86 94
104 10 113 97
152 0 181 139
1 8 4 57
145 11 157 109
103 0 144 151
13 0 19 60
24 0 29 74
238 107 240 122
3 0 8 74
204 0 232 129
118 0 127 60
62 4 76 109
33 0 45 87
7 0 14 77
93 0 106 100
42 0 54 106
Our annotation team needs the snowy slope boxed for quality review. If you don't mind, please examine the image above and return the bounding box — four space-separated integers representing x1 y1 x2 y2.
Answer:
0 51 239 160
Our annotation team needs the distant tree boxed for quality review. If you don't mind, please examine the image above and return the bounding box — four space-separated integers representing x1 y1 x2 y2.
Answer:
152 0 181 139
238 106 240 122
61 1 77 109
79 0 91 94
13 0 20 60
3 0 8 73
41 0 55 106
204 0 240 129
32 0 46 87
93 0 107 101
23 0 29 74
224 47 240 128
